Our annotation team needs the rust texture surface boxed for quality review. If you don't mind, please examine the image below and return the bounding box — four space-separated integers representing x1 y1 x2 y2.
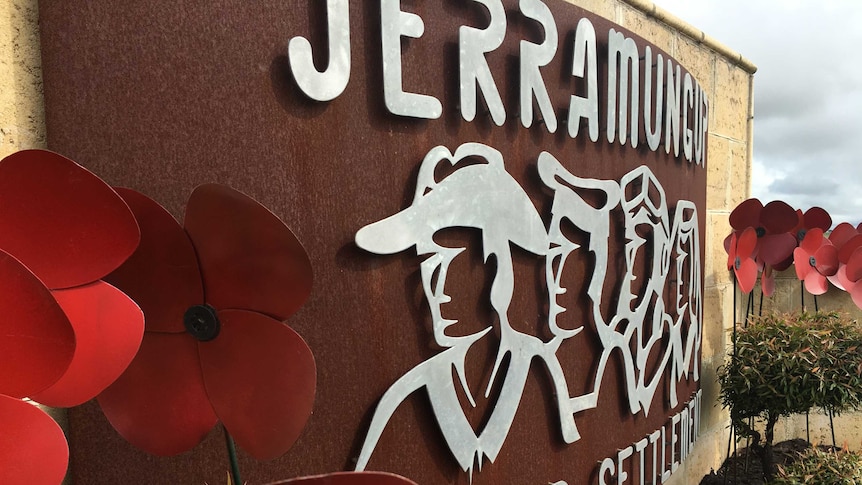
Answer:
39 1 706 484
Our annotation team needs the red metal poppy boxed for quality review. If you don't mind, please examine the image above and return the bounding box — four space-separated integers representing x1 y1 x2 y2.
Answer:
267 472 419 485
0 149 143 482
98 184 316 460
829 263 862 310
845 246 862 283
791 207 832 242
793 229 839 295
728 198 798 266
726 228 758 294
828 222 858 250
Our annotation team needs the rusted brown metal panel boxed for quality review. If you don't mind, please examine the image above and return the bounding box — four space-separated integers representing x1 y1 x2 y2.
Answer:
39 1 707 484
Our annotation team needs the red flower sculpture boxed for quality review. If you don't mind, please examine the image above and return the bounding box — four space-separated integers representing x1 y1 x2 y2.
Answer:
98 184 315 460
726 227 759 294
826 223 862 291
729 198 798 266
793 228 839 295
791 207 832 243
0 150 143 483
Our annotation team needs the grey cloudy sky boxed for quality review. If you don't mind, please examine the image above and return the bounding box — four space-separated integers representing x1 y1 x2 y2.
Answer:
651 0 862 225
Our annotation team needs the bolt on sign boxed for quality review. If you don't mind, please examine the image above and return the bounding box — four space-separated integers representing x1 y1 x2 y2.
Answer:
40 0 706 484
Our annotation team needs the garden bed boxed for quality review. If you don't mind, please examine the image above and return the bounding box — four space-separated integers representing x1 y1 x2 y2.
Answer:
700 439 815 485
700 439 852 485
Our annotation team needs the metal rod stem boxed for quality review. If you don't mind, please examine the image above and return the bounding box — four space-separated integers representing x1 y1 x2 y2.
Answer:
224 425 242 485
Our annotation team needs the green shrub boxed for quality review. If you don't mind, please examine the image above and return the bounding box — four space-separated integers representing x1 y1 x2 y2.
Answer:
718 311 862 479
771 448 862 485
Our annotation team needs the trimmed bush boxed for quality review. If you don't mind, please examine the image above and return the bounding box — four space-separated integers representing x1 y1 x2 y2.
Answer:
718 311 862 480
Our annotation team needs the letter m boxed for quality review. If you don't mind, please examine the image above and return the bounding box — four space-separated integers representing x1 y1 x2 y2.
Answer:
607 29 639 148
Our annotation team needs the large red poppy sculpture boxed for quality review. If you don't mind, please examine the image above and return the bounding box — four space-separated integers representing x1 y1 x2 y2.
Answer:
98 184 316 460
724 198 862 311
793 229 839 295
726 227 758 294
728 198 798 267
0 149 143 483
725 198 800 295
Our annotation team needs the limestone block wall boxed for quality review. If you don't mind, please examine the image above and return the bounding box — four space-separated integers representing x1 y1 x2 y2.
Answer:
564 1 756 483
0 0 44 156
3 0 755 483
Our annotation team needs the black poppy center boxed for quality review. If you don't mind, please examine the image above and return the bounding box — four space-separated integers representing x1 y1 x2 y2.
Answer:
797 229 807 241
184 304 221 342
809 256 817 268
734 256 741 270
755 227 766 238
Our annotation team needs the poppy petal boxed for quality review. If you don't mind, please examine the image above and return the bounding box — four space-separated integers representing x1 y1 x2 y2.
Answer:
726 232 736 270
850 281 862 310
799 228 824 254
0 250 75 398
105 188 203 333
838 235 862 264
31 282 144 407
0 150 139 289
0 395 69 484
200 310 316 460
804 272 829 295
185 184 313 320
794 247 812 281
737 228 757 260
761 200 797 234
773 254 794 272
847 248 862 283
803 207 831 232
828 265 852 291
97 333 217 455
268 472 419 485
829 222 859 250
735 258 758 294
759 233 797 266
790 209 804 236
729 198 762 231
813 244 839 277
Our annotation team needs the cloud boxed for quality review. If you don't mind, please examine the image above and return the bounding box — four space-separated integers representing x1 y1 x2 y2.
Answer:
653 0 862 225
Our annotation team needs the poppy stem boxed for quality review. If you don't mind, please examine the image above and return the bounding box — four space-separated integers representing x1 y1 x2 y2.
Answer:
223 425 242 485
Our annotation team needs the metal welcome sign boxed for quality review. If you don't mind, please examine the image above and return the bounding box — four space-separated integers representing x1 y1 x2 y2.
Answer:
40 0 706 484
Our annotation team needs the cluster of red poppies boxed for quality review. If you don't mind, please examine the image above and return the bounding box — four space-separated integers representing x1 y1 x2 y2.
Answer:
725 198 862 305
0 150 415 485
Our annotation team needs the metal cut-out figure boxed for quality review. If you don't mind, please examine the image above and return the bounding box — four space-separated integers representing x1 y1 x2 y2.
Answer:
540 152 702 423
354 143 577 475
354 144 702 478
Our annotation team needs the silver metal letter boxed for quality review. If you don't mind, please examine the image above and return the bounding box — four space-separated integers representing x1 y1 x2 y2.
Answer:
381 0 442 119
607 29 639 148
665 60 681 157
700 94 709 166
644 46 664 151
568 18 599 141
683 72 693 161
288 0 351 102
459 0 507 126
519 0 558 133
